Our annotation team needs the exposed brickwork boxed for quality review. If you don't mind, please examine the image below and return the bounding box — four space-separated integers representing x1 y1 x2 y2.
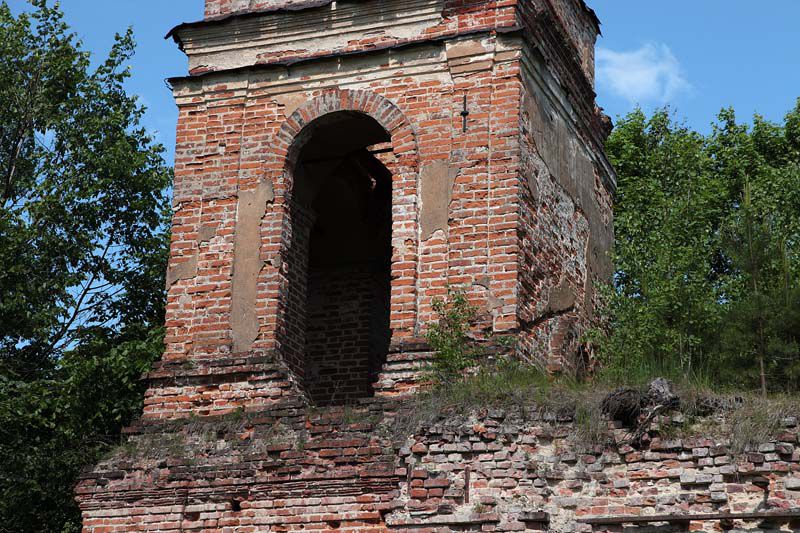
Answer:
79 0 623 528
306 264 390 405
282 201 314 382
78 395 800 532
515 49 614 374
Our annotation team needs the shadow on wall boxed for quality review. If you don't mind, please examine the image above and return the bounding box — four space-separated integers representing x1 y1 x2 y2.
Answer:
285 111 394 406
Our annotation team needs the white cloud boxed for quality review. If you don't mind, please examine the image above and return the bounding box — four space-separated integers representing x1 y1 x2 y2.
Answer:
596 43 692 105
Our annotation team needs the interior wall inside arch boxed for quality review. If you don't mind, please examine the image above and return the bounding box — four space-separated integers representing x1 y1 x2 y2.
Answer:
286 111 393 406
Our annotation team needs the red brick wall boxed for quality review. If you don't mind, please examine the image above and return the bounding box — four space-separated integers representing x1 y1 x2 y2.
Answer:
153 69 536 416
281 201 314 382
149 56 610 416
142 0 614 419
306 264 390 405
78 398 800 532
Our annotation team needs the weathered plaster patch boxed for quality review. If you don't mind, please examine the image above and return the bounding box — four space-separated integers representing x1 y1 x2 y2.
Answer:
445 39 490 61
420 160 457 241
545 278 576 314
273 93 308 117
474 276 504 311
230 179 275 353
525 83 594 205
583 223 613 320
449 60 493 76
524 67 614 290
166 252 199 288
526 153 548 202
446 36 494 75
198 224 217 243
587 211 614 280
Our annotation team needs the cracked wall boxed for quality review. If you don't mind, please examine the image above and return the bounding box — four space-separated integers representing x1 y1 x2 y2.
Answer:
516 46 613 374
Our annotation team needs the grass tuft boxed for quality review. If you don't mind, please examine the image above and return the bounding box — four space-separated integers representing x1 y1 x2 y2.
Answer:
724 395 800 453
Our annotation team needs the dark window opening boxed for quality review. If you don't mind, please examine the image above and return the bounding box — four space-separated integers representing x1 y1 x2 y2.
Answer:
287 112 392 406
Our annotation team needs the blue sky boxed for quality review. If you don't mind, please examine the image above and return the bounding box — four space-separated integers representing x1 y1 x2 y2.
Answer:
6 0 203 161
594 2 800 132
6 1 800 161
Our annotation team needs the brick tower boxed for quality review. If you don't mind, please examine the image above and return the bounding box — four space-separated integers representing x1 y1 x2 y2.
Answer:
77 0 614 529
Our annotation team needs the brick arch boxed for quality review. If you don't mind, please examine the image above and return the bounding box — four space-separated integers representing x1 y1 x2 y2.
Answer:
274 89 419 179
258 89 421 391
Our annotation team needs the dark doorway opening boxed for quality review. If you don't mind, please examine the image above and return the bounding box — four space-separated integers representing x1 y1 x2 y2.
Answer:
288 111 392 406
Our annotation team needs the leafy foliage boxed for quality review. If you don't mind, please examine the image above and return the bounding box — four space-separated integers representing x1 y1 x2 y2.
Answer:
0 2 171 530
597 102 800 392
426 287 482 382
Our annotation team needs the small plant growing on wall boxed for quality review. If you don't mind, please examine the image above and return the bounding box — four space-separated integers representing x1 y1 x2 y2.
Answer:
426 287 482 383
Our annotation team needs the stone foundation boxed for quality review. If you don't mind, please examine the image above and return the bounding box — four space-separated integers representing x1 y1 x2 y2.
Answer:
77 392 800 532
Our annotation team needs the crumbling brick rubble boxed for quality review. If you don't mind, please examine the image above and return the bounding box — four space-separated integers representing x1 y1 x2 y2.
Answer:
78 378 800 531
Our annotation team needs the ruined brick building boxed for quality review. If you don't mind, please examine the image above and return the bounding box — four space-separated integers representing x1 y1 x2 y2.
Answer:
76 1 800 531
161 0 615 407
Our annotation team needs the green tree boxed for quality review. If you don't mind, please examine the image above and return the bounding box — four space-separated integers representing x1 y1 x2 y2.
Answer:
0 2 171 530
714 180 800 393
707 105 800 391
599 101 800 391
599 108 727 379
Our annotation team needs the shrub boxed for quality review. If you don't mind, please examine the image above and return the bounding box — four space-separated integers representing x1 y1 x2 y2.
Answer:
426 287 482 383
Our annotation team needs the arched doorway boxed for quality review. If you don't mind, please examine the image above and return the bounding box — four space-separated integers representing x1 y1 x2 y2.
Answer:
286 111 393 406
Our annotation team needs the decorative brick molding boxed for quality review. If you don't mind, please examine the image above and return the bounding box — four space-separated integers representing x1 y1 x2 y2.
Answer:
275 89 418 169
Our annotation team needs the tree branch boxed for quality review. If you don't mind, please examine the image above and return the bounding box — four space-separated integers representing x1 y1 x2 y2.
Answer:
2 70 41 207
45 235 116 355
